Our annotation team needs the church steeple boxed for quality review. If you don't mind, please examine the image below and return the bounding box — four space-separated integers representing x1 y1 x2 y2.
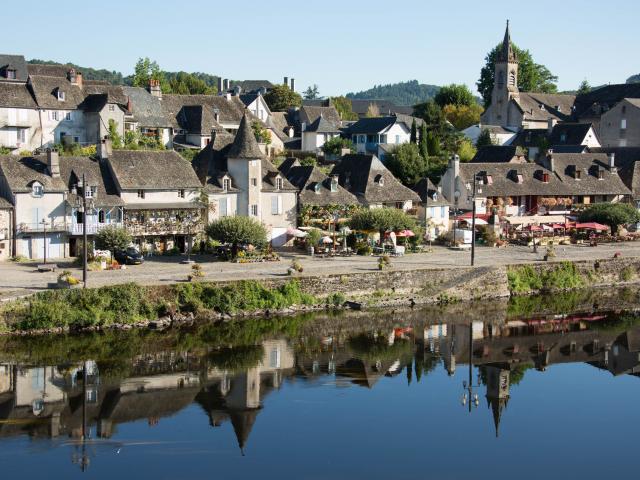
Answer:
498 20 517 63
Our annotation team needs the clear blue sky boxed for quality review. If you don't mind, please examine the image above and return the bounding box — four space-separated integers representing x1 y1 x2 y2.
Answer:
3 0 638 97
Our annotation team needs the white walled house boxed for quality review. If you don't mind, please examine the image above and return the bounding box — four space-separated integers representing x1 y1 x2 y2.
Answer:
239 93 271 123
193 114 298 246
0 83 40 152
413 178 450 238
348 116 411 154
301 114 341 153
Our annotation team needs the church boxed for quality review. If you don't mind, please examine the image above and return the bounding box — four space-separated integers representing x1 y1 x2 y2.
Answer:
480 22 576 130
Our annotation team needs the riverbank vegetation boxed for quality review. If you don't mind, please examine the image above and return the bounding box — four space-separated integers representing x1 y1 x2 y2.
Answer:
507 262 585 294
0 280 317 333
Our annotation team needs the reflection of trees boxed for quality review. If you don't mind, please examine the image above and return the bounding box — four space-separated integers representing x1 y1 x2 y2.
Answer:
479 363 532 387
208 345 264 373
347 332 412 363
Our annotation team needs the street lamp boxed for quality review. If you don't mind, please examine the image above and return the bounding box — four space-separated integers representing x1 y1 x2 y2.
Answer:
75 174 96 288
41 218 47 264
453 190 460 246
469 174 482 267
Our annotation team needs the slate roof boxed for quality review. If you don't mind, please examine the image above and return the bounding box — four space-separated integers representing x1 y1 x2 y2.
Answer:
179 105 222 134
231 80 274 93
304 114 340 133
0 155 67 192
509 128 548 148
0 82 37 108
330 154 420 204
27 64 74 78
349 99 413 116
28 75 85 109
459 162 565 197
58 157 124 206
573 84 640 120
471 145 525 163
299 106 341 128
594 147 640 198
107 150 202 190
0 54 28 82
0 197 12 209
267 111 294 142
413 178 450 205
278 159 358 207
82 84 128 106
238 93 260 107
548 123 595 146
191 129 236 190
122 86 169 127
227 113 263 159
347 116 399 134
515 92 575 122
162 94 246 129
546 153 631 196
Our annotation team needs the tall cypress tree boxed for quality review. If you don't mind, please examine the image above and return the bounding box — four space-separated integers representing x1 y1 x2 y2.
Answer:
410 118 417 144
419 123 429 159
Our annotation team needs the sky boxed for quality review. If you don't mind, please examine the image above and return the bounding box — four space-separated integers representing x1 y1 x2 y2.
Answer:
3 0 638 97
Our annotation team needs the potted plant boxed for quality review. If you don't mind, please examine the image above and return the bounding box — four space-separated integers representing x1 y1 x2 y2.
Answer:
188 263 205 281
57 270 81 288
378 255 391 270
544 245 556 261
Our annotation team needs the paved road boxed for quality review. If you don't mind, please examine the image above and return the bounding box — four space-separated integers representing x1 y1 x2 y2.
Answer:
1 242 638 300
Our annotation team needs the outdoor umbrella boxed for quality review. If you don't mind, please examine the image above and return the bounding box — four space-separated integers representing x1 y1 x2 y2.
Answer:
397 229 415 237
576 222 609 231
321 236 334 244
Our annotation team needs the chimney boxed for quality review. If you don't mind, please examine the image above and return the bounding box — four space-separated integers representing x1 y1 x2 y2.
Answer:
284 76 288 87
547 149 555 172
287 126 294 138
75 71 83 89
97 136 112 161
149 79 162 99
547 118 557 134
47 148 60 178
225 92 231 101
301 122 306 132
608 152 616 172
223 79 229 91
290 78 295 91
217 77 224 93
126 96 132 114
210 128 217 146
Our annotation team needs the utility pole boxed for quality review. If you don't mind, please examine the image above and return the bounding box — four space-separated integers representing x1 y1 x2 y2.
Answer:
82 173 88 288
42 219 47 264
471 175 480 266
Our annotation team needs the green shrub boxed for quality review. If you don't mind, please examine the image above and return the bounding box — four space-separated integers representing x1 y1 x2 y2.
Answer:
508 262 585 294
326 292 346 307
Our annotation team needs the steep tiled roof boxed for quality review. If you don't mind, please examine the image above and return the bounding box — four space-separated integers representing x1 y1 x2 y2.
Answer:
122 86 169 127
58 157 124 206
549 123 595 145
299 106 341 128
573 84 640 119
107 150 202 190
227 114 263 159
279 159 358 206
0 155 67 192
0 54 28 82
82 84 128 106
191 129 236 188
349 99 413 116
604 147 640 198
330 154 420 204
28 75 85 109
459 162 565 197
0 82 37 108
304 114 340 133
413 178 450 205
27 64 74 78
347 116 398 134
179 105 223 134
0 197 12 209
231 80 274 93
515 92 575 122
162 94 246 129
547 153 631 195
471 145 525 163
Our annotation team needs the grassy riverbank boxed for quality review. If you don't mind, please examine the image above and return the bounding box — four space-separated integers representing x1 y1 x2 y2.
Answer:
0 280 317 333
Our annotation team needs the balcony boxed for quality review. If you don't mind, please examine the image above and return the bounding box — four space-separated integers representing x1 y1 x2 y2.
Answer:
18 222 68 233
68 222 123 236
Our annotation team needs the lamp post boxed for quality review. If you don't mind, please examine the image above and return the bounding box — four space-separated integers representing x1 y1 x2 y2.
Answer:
76 174 95 288
470 174 482 267
41 218 47 264
461 322 481 413
453 190 460 246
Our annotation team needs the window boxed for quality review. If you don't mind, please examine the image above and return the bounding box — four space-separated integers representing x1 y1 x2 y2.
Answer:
31 182 43 197
222 178 230 191
178 189 185 198
251 178 257 187
575 169 581 180
65 112 71 121
597 169 604 180
98 210 105 223
621 119 627 129
6 69 16 80
85 186 96 198
219 197 228 216
137 189 145 199
379 134 387 144
560 133 567 142
275 177 283 190
269 348 281 368
314 183 321 194
508 70 516 86
395 202 404 209
271 196 282 215
352 135 358 144
17 128 26 143
330 177 338 192
108 104 115 112
622 105 627 114
367 134 375 143
497 71 504 88
517 174 523 184
76 210 84 224
359 135 365 144
250 204 258 216
51 111 59 121
57 90 65 101
395 135 400 143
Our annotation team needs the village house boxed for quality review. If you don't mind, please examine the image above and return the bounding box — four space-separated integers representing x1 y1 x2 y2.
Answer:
193 114 298 246
508 120 600 160
412 177 450 238
347 116 411 154
330 154 420 211
301 114 341 153
599 99 640 147
238 92 271 123
122 85 173 148
463 124 517 146
0 197 12 260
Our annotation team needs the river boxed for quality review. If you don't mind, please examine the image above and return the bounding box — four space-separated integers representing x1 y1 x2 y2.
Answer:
1 288 639 479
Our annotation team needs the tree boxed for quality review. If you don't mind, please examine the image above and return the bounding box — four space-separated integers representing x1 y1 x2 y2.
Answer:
206 216 268 257
386 143 427 186
456 138 477 162
95 226 131 261
477 44 558 107
168 71 216 95
434 84 475 108
418 123 429 159
413 101 447 132
410 119 417 144
345 80 439 107
365 102 381 118
426 131 440 157
264 84 302 111
577 204 640 232
330 96 359 121
577 79 591 95
349 208 416 239
303 84 320 100
442 104 484 130
132 57 170 93
476 128 494 147
322 137 354 156
252 121 271 145
300 156 317 166
108 119 123 149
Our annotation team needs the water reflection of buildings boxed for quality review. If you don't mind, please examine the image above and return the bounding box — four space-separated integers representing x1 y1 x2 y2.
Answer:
2 315 640 455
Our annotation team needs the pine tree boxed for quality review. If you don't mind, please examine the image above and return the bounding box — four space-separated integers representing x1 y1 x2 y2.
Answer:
427 131 440 157
410 118 417 144
419 123 429 159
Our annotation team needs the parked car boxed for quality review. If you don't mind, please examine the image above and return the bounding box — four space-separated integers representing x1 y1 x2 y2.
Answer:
115 247 144 265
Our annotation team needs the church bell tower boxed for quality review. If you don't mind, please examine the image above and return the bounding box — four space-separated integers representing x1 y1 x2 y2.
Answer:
490 20 519 126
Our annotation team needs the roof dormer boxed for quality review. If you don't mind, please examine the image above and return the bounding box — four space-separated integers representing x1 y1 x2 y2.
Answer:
56 87 65 101
374 174 384 186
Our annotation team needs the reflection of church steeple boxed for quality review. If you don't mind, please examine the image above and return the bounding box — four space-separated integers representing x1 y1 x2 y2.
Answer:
229 408 259 455
484 365 510 438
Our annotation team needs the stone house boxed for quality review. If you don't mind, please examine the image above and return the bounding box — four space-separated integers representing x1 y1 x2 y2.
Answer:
0 81 39 151
330 154 420 211
599 99 640 148
193 114 298 246
122 85 173 148
412 178 450 238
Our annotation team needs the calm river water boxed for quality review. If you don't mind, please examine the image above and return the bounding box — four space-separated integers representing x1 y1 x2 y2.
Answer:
1 289 640 479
